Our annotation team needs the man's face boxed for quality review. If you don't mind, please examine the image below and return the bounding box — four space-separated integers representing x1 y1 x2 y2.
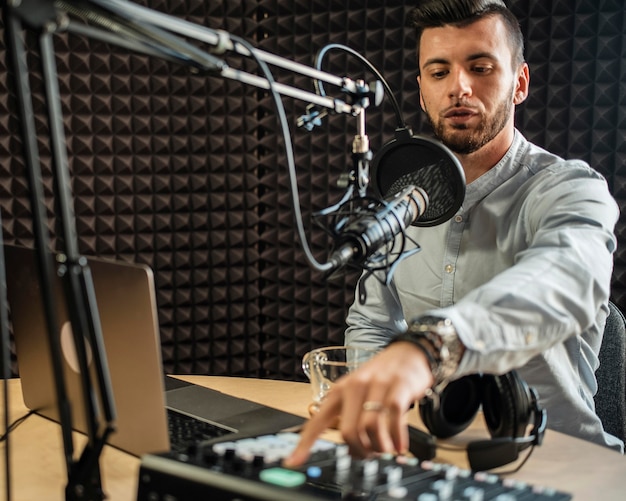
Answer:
417 15 528 155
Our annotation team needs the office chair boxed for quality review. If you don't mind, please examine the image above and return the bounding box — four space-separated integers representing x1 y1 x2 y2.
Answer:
594 301 626 443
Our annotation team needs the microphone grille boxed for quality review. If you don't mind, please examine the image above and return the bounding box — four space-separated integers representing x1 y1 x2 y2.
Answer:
372 134 465 227
387 159 458 225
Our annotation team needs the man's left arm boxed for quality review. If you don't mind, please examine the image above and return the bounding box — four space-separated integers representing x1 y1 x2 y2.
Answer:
432 163 619 376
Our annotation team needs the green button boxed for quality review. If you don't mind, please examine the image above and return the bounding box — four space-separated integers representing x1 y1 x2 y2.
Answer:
259 467 306 488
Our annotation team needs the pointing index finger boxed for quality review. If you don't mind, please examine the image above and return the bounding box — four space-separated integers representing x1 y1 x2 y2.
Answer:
283 394 342 468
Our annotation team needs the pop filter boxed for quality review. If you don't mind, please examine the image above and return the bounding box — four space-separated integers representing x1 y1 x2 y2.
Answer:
371 128 466 227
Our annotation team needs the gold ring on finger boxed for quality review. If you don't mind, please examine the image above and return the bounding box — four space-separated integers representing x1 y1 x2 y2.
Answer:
362 401 384 412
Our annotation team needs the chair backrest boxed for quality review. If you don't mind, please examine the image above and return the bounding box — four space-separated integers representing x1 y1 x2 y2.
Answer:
594 301 626 443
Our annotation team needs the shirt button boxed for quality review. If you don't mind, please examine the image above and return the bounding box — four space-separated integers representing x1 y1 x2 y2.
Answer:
454 215 463 223
445 264 454 273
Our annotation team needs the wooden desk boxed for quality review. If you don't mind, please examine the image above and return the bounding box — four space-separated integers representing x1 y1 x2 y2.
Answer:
2 375 625 500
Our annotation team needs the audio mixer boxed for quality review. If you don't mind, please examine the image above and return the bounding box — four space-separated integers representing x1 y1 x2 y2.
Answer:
136 431 572 500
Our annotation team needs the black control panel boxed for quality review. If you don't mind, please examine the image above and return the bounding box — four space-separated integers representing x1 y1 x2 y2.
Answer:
136 432 572 501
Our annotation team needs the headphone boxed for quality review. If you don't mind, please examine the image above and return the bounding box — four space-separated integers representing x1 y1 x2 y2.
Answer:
408 371 547 471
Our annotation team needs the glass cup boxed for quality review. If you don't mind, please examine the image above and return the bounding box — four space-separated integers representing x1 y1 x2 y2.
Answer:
302 345 377 417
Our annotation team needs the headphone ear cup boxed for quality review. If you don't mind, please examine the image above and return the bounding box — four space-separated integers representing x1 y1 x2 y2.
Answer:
481 370 532 439
419 374 483 438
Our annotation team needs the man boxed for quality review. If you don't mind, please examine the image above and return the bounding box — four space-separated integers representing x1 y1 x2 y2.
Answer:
285 0 623 467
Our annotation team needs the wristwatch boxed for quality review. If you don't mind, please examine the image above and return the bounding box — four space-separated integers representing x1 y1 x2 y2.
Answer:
389 316 464 393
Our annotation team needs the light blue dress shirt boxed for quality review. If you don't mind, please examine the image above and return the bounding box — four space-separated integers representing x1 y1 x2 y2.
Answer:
346 130 624 452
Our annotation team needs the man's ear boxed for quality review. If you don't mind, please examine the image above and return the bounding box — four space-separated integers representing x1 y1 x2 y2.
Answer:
417 75 426 111
514 63 530 105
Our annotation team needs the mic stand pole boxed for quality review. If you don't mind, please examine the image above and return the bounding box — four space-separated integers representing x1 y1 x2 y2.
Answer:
350 99 373 199
4 3 116 500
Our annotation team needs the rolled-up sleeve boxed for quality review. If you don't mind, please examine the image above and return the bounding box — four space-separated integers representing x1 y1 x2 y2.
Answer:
436 162 619 376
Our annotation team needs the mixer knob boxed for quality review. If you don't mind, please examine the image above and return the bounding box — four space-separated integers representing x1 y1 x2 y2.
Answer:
462 486 485 501
335 444 350 457
385 465 403 484
417 493 438 501
387 485 409 499
336 453 352 471
432 478 454 501
362 459 379 477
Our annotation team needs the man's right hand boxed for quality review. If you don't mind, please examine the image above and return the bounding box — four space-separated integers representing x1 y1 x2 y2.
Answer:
283 341 435 467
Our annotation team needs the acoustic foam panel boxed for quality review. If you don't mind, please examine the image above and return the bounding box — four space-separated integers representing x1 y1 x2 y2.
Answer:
0 0 623 380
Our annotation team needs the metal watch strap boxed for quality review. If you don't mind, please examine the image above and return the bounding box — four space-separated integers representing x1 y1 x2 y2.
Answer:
390 316 463 392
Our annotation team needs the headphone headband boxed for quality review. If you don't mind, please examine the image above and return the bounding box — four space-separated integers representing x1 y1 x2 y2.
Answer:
412 372 546 471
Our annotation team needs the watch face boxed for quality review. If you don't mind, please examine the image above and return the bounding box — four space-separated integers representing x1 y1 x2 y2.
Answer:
408 317 462 385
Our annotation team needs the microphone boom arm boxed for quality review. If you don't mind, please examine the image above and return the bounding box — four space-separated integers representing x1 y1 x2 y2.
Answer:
57 0 381 275
56 0 373 116
46 0 386 278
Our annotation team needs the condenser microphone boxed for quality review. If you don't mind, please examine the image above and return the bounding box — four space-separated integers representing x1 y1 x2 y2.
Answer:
328 185 428 273
326 129 465 277
371 127 466 227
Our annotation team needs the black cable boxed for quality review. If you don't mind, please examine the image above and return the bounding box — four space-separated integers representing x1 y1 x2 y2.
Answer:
227 34 333 275
0 410 36 443
435 440 536 474
314 43 406 129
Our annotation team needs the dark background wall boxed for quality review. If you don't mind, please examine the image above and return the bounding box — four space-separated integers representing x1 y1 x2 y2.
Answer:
0 0 624 380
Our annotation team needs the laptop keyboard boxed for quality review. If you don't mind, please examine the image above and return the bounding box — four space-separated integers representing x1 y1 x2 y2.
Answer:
167 409 232 452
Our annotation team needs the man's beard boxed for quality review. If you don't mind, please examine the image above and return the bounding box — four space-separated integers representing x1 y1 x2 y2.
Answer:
426 88 514 155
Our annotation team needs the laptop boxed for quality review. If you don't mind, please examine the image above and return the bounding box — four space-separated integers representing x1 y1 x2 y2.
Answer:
4 244 304 457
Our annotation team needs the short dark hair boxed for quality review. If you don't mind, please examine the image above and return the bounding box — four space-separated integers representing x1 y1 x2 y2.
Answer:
409 0 525 72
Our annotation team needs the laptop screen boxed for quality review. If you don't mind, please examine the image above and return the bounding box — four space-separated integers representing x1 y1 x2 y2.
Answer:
5 244 171 456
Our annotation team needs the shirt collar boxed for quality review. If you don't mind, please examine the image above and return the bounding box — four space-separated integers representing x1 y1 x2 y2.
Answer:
461 130 527 212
